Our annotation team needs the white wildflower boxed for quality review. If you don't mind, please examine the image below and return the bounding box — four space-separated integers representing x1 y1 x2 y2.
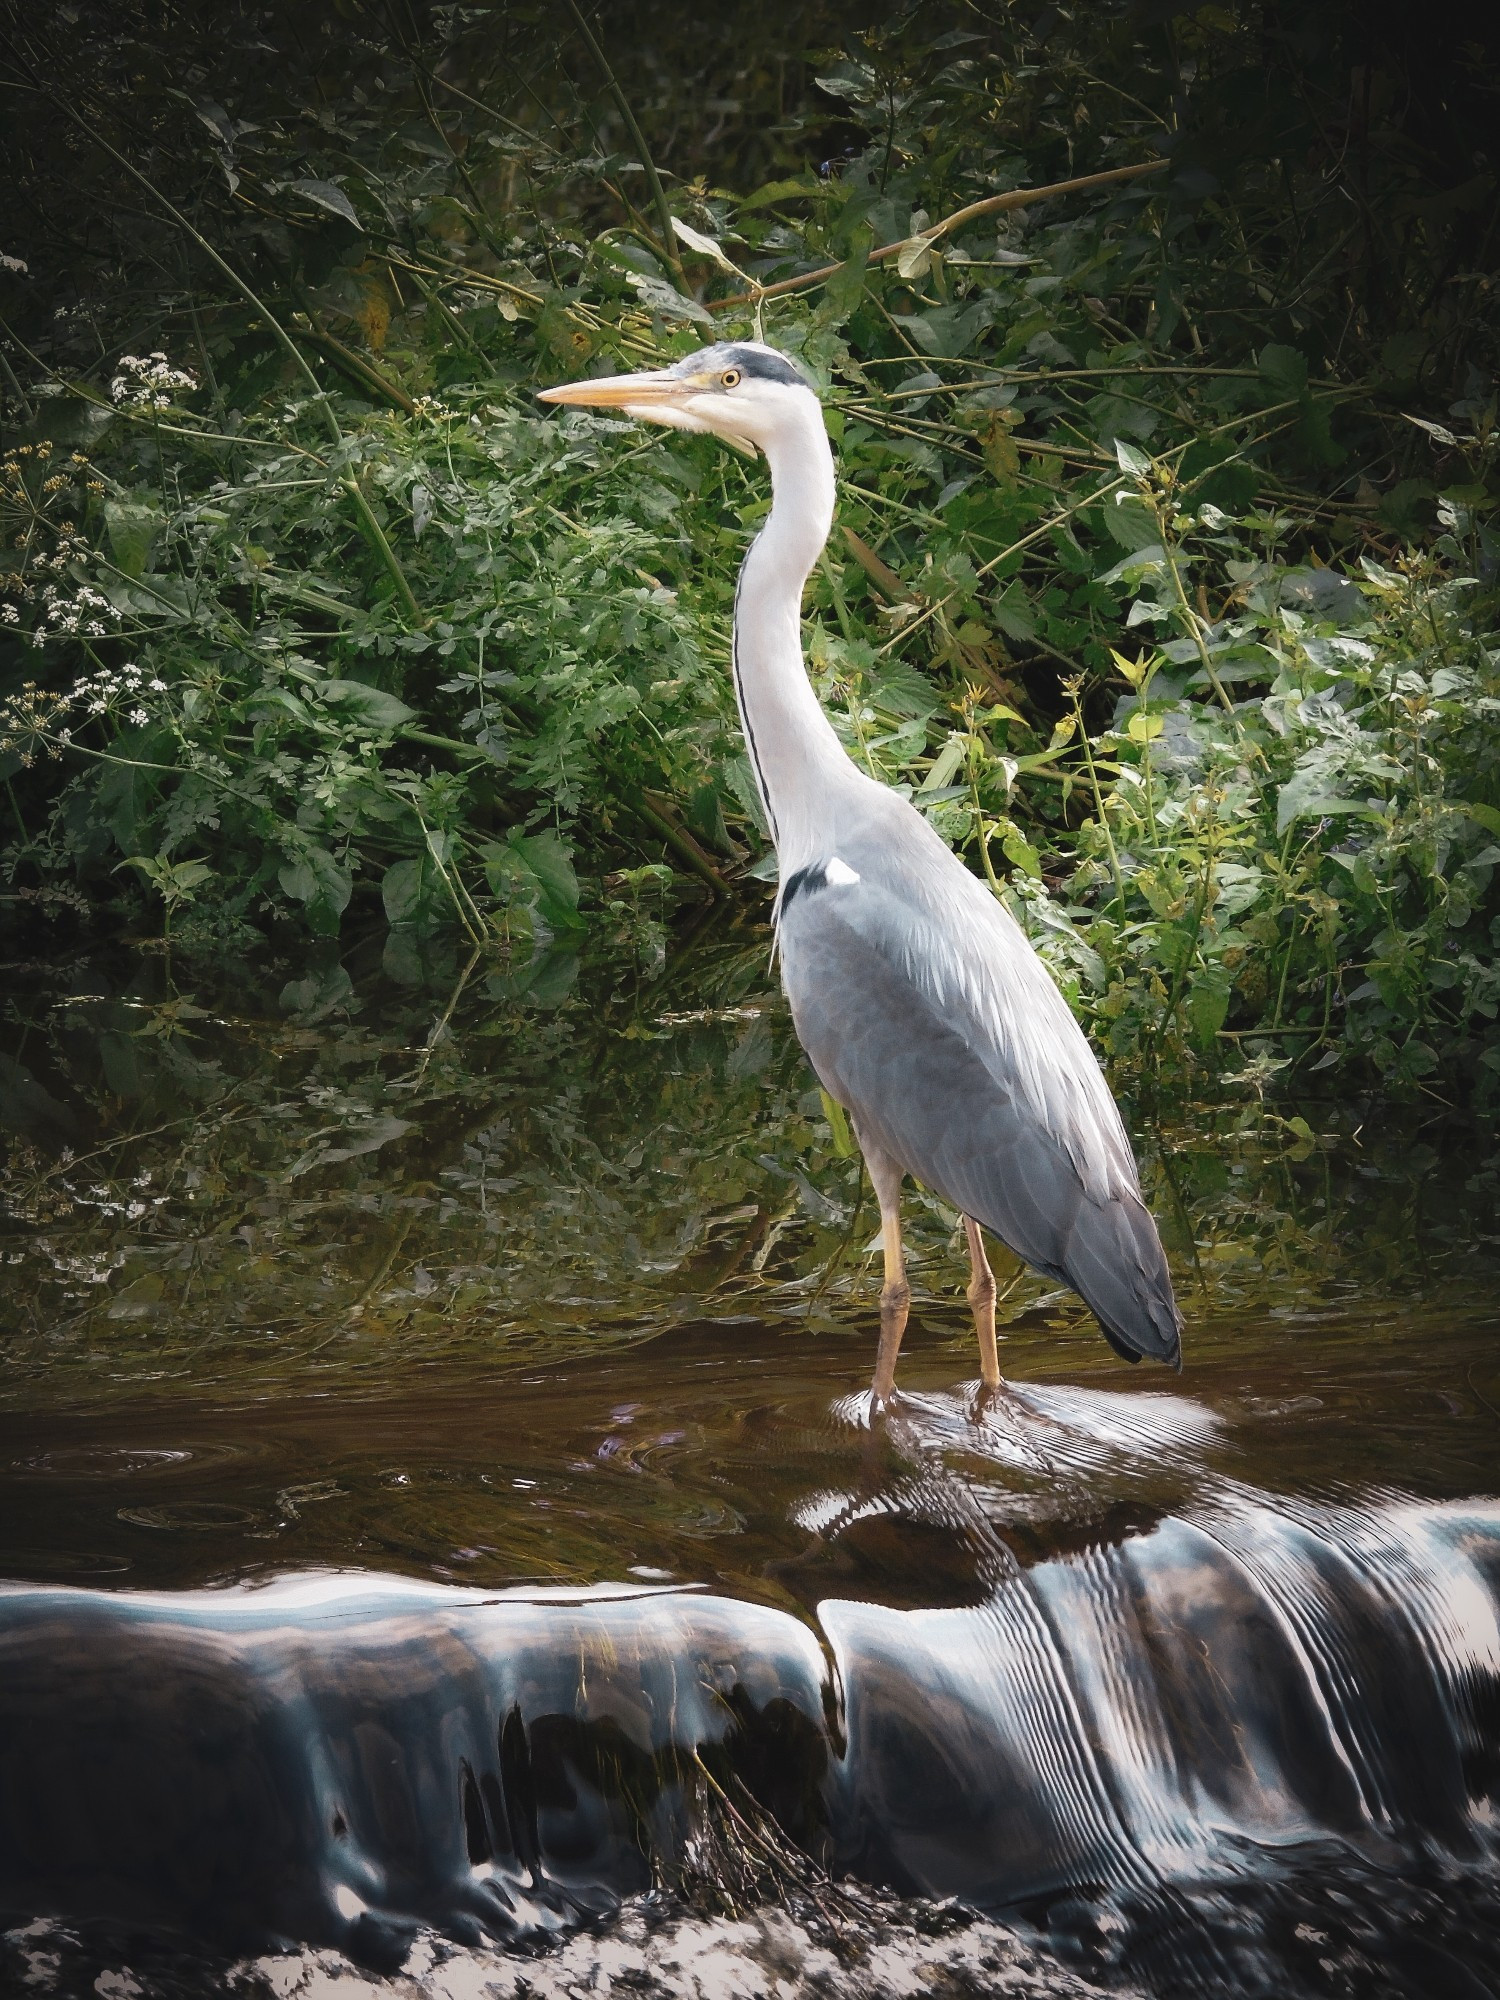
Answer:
129 708 148 727
110 351 197 408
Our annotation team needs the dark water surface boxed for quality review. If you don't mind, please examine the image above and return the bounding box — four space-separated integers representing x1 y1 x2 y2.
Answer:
3 932 1499 1997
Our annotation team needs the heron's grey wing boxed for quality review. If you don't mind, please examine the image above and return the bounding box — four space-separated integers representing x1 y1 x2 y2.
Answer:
779 874 1181 1366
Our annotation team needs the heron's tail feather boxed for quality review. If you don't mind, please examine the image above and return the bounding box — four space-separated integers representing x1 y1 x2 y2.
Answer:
1061 1189 1182 1369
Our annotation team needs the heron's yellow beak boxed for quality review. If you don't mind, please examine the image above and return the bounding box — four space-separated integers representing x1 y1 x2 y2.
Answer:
538 369 707 408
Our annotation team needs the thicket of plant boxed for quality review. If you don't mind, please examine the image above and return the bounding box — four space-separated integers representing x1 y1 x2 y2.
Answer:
2 0 1497 1100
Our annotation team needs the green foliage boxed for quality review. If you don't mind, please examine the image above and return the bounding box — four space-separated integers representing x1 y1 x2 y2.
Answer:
1 0 1496 1100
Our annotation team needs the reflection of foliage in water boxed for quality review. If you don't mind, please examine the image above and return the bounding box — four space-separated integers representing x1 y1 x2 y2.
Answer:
2 933 1497 1410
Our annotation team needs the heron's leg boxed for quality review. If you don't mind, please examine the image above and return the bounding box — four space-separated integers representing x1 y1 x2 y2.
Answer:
864 1141 910 1407
964 1216 1004 1392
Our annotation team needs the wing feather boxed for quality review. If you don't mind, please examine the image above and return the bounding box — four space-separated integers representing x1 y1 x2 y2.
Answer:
779 844 1181 1366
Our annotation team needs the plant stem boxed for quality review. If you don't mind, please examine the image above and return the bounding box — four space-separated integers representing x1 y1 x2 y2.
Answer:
1152 503 1236 716
562 0 688 291
712 159 1166 310
630 791 729 895
342 478 422 623
1074 688 1126 914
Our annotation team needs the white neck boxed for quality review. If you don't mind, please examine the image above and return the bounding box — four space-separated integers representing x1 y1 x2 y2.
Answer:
732 399 857 864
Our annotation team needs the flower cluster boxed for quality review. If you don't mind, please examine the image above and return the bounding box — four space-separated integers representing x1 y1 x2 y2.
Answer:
16 526 90 574
2 446 111 639
110 352 197 410
0 660 170 765
0 680 70 765
63 659 165 726
35 579 119 643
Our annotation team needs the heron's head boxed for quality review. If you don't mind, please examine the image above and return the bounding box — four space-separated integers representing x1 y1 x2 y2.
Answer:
537 341 818 456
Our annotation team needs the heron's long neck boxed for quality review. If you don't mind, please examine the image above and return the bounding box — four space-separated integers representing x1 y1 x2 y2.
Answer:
732 410 851 860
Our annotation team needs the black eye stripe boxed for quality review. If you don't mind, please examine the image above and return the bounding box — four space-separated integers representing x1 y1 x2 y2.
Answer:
670 342 810 388
728 349 807 385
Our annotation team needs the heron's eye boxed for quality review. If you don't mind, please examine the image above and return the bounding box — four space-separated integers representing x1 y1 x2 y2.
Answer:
720 368 741 389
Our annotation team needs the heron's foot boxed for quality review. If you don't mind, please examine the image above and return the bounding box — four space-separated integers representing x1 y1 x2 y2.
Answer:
968 1376 1015 1423
871 1275 911 1406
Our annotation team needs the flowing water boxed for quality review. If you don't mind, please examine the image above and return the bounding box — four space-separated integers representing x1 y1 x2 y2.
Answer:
2 924 1499 1998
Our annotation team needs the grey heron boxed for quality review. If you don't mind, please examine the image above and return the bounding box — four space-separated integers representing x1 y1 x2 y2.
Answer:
541 343 1182 1402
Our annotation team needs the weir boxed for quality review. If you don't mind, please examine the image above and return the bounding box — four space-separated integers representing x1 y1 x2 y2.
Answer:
3 1383 1498 1995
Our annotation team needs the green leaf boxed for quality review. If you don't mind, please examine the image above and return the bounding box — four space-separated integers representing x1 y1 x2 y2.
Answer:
510 832 581 921
671 216 741 276
819 1089 856 1159
1298 395 1345 467
1102 496 1159 551
288 177 360 227
489 942 581 1009
737 176 820 212
381 856 437 930
920 733 968 792
1258 343 1309 397
1100 543 1166 587
722 755 769 839
537 301 596 364
103 500 161 579
280 965 355 1022
1461 802 1500 839
991 588 1036 643
247 686 313 726
1001 829 1042 879
624 273 715 326
120 854 212 905
319 680 416 734
1187 966 1232 1049
1331 850 1381 897
820 221 873 325
1114 438 1152 479
278 847 352 935
311 1114 414 1167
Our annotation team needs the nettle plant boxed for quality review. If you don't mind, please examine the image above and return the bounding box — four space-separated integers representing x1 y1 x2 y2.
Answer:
785 411 1500 1093
1011 447 1500 1091
1 378 744 950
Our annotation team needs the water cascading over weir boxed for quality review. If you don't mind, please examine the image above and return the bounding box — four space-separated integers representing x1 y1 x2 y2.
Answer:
3 1385 1498 1994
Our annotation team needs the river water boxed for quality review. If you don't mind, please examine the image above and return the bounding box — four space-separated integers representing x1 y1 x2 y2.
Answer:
2 925 1498 1998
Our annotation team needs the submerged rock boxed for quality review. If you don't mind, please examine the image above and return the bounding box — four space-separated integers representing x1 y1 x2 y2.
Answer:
1 1898 1117 2000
